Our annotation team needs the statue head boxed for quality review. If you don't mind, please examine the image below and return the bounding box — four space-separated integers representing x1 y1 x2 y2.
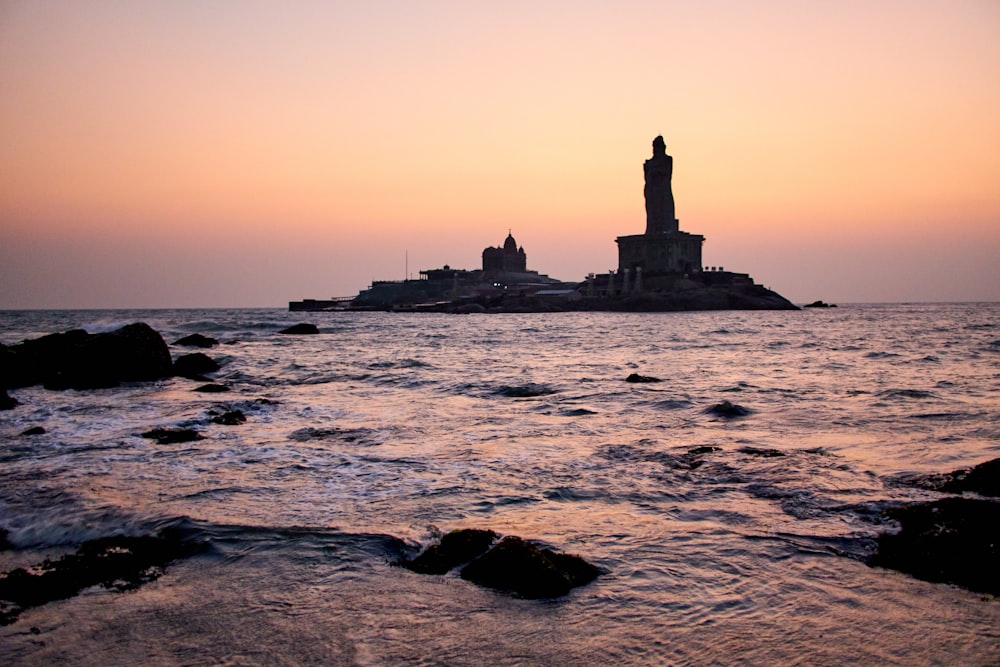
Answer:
652 135 665 157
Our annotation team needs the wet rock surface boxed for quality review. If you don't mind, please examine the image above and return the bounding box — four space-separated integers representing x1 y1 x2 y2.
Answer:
706 400 751 418
173 353 221 379
0 529 205 626
210 409 246 425
903 457 1000 498
460 536 602 599
141 428 205 444
193 383 230 393
403 529 498 575
403 530 601 598
625 373 662 383
0 323 172 390
278 323 319 335
173 333 219 348
868 497 1000 596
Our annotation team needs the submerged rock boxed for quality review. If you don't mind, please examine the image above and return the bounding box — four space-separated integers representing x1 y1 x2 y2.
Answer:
403 529 498 575
174 333 219 348
141 428 204 444
210 410 246 426
193 383 230 393
868 497 1000 596
1 323 172 391
739 446 785 458
19 426 45 436
0 529 205 626
940 458 1000 497
279 323 319 335
173 353 221 379
706 400 751 418
625 373 662 383
460 536 601 599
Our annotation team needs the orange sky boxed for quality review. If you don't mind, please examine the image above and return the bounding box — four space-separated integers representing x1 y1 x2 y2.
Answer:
1 0 998 307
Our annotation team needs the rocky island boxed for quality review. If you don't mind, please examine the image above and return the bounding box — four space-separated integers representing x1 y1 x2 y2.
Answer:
290 136 797 313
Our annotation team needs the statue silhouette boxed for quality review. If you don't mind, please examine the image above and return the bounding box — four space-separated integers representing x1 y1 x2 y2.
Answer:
643 136 676 234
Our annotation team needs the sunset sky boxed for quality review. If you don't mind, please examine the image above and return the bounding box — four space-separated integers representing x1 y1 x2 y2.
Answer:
2 1 998 308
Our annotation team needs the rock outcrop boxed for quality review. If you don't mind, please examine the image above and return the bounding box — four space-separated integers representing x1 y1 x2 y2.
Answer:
403 530 601 599
0 323 172 390
0 529 204 626
868 497 999 596
279 323 319 335
173 353 221 379
173 333 219 348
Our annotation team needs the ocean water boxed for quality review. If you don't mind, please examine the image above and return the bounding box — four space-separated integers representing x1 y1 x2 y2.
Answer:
1 304 998 666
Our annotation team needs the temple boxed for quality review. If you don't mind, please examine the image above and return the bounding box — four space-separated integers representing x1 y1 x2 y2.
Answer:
290 135 797 312
615 136 704 279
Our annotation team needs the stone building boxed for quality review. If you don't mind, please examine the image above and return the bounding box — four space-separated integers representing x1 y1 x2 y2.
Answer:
616 136 704 276
482 231 527 274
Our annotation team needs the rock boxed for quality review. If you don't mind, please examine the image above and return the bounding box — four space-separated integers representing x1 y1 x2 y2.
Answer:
739 446 785 457
939 458 1000 497
141 428 204 444
19 426 45 436
0 529 204 626
705 400 751 418
1 323 172 390
173 333 219 348
193 383 230 393
403 529 498 575
868 497 1000 596
804 300 836 308
689 445 721 455
0 388 17 410
625 373 662 383
173 353 220 379
897 458 1000 498
496 384 556 398
210 410 246 425
279 323 319 335
460 536 601 599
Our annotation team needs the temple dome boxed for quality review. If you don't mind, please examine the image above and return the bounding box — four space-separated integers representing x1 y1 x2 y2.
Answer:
503 232 518 253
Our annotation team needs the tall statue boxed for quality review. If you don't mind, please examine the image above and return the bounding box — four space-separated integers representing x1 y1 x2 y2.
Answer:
643 136 676 234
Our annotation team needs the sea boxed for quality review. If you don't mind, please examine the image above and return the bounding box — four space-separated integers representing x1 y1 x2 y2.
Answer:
1 303 998 666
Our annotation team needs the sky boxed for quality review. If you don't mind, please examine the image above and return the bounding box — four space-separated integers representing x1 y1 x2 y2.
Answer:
1 0 998 308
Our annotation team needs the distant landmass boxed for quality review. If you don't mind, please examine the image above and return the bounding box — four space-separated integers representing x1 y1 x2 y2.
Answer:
291 136 797 313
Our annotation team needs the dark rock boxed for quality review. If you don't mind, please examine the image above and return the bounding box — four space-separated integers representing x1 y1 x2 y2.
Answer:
404 529 498 575
279 323 319 335
868 497 1000 596
141 428 204 444
496 384 556 398
706 400 751 418
804 300 836 308
173 353 220 379
897 458 1000 498
0 528 205 626
211 410 246 426
460 536 601 599
1 323 172 390
19 426 45 436
739 446 785 457
939 458 1000 497
625 373 662 383
173 333 219 348
193 383 230 393
689 445 721 455
0 388 17 410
